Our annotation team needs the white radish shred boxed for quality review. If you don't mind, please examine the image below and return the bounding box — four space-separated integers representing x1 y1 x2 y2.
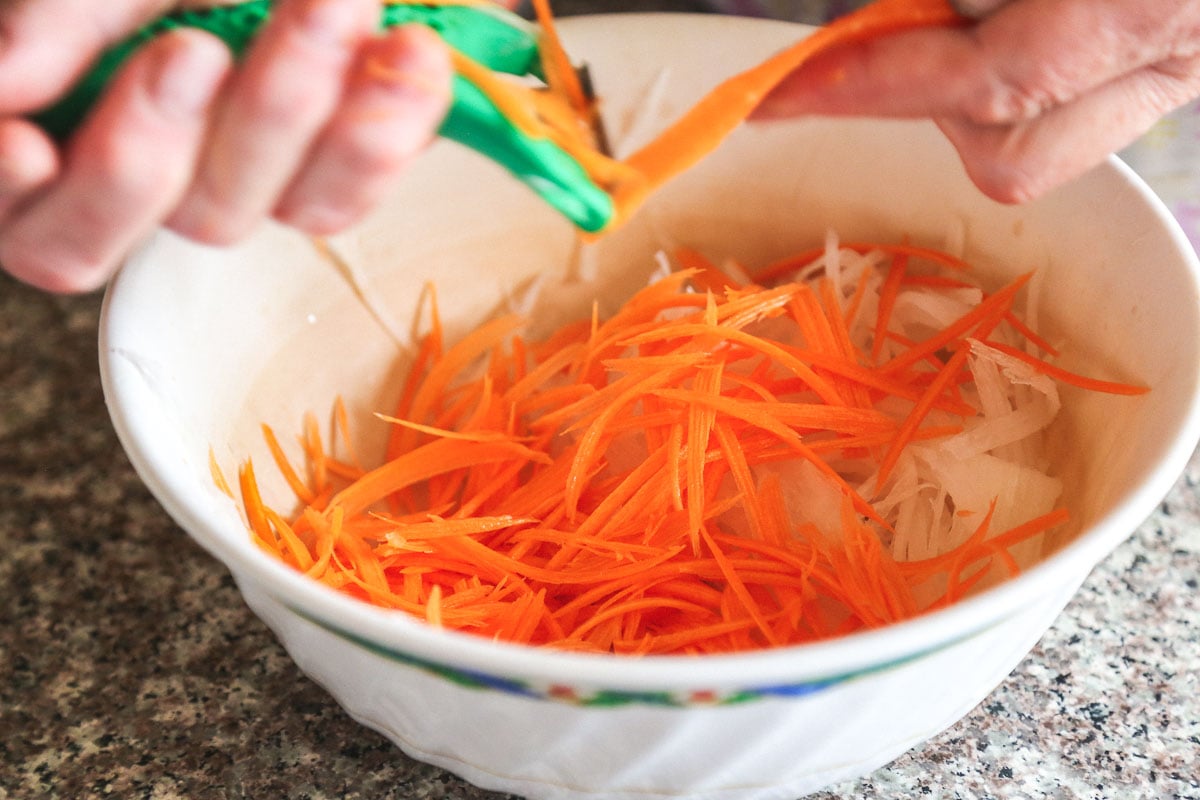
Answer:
722 231 1064 587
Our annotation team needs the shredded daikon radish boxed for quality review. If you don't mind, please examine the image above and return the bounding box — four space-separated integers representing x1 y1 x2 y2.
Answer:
742 233 1068 582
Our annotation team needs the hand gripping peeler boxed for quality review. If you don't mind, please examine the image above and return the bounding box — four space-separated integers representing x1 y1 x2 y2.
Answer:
32 1 617 232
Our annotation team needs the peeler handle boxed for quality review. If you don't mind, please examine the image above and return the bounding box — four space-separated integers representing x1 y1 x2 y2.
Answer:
31 1 613 232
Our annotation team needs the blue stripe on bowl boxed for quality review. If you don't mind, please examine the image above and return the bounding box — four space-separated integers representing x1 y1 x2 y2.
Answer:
285 602 976 707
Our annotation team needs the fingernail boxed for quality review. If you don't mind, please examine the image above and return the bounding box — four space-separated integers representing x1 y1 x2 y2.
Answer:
150 32 230 119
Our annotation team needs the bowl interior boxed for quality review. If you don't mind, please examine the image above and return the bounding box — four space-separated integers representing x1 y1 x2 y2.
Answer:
100 14 1200 688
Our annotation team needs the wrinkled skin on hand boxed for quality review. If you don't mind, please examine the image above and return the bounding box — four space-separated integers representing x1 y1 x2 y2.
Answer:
756 0 1200 205
0 0 457 293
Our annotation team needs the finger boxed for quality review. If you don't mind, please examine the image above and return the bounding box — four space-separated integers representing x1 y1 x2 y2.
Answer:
0 118 58 222
938 55 1200 203
167 0 378 245
756 0 1198 127
0 0 176 113
272 25 452 235
0 29 229 293
753 26 993 121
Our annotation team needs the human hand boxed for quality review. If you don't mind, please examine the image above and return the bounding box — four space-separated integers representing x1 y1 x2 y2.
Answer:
0 0 454 294
755 0 1200 204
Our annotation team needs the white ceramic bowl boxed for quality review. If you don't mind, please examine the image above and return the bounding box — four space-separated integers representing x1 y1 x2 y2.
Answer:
99 14 1200 800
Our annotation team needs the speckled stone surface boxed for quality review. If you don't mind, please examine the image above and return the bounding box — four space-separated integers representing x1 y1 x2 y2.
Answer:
4 4 1200 799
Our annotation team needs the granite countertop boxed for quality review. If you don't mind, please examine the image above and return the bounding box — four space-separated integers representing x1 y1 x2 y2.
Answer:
3 4 1200 799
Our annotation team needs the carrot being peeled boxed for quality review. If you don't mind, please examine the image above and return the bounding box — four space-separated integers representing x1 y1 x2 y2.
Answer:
441 0 969 232
609 0 968 224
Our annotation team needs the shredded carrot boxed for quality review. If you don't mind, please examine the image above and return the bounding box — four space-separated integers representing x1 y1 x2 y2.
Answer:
873 253 908 362
675 246 741 294
261 423 316 505
234 238 1143 655
978 339 1149 395
209 448 234 499
530 0 590 116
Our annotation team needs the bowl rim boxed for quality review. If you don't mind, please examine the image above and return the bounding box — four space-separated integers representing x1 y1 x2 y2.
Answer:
98 14 1200 692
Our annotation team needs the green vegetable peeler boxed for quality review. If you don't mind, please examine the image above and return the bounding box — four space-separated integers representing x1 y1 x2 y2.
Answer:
32 1 615 232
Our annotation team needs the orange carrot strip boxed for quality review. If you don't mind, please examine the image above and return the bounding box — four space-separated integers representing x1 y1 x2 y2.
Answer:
263 506 315 572
676 246 741 294
755 240 972 284
685 363 724 551
877 278 1022 484
878 347 967 487
819 276 873 408
332 396 364 473
531 0 588 114
302 411 329 497
979 339 1149 395
564 367 693 517
652 386 886 527
328 438 549 518
622 322 845 406
882 272 1033 374
238 461 274 551
379 515 536 545
374 412 530 443
700 524 782 647
713 421 763 540
1001 311 1059 356
209 448 234 499
873 253 908 362
261 423 316 505
776 345 976 415
612 618 760 655
981 508 1070 554
844 259 875 330
399 314 525 448
566 595 716 645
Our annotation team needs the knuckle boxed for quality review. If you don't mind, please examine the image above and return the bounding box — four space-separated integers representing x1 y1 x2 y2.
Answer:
1146 55 1200 108
76 134 164 202
960 75 1057 126
235 77 330 130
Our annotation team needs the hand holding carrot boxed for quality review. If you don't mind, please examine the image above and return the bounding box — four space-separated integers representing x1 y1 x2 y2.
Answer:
755 0 1200 203
0 0 453 294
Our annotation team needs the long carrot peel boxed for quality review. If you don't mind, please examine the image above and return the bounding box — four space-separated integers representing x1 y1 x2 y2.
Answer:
466 0 970 230
609 0 968 223
423 0 969 232
236 238 1145 655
